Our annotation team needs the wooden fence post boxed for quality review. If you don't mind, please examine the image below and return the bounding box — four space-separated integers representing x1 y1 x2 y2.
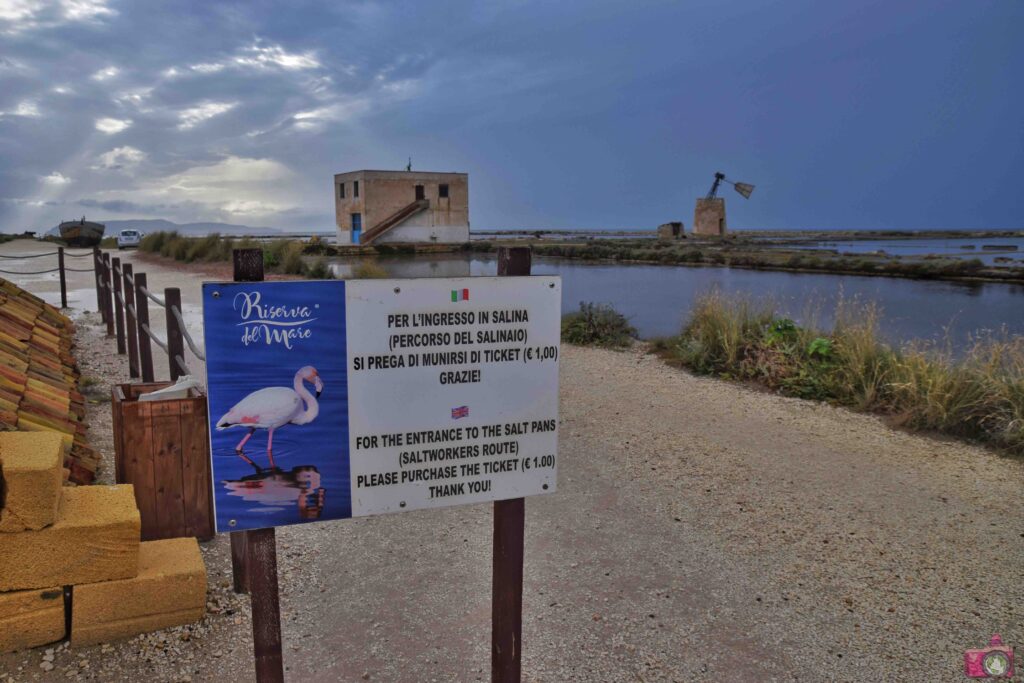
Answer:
57 247 67 309
102 253 115 337
164 288 185 381
92 248 102 318
112 258 126 354
231 247 283 683
492 246 531 683
122 264 140 380
134 272 155 383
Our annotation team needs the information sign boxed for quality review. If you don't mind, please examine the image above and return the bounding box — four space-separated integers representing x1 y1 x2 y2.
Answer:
202 276 560 532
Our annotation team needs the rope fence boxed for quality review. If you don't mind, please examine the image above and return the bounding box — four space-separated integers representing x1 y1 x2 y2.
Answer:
171 304 206 361
139 285 166 308
0 267 64 275
0 246 90 308
94 251 206 384
139 321 169 353
0 244 210 385
0 249 91 259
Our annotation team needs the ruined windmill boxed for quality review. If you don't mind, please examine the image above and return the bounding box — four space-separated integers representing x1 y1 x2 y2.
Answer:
693 171 755 236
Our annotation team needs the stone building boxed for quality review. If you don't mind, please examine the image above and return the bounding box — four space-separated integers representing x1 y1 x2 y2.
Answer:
656 222 684 240
334 170 469 245
693 198 726 236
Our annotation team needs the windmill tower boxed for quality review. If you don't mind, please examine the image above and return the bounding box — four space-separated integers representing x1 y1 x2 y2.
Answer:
693 172 754 236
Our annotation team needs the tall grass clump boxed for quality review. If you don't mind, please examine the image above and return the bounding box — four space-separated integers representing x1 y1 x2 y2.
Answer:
158 232 190 261
888 336 1024 453
184 233 228 262
139 231 169 253
660 292 1024 456
673 293 778 374
561 302 636 348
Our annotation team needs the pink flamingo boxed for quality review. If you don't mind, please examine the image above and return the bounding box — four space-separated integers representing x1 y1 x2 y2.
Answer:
216 366 323 469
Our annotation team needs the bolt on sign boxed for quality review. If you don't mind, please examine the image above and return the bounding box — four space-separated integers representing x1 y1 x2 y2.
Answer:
202 277 560 532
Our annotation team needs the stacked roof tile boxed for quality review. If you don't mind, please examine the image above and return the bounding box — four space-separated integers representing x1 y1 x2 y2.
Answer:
0 278 100 484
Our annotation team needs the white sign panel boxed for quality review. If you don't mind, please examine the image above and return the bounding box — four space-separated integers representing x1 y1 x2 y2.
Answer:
345 277 561 516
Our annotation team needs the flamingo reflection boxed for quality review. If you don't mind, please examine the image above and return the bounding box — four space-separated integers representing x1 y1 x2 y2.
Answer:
222 464 326 520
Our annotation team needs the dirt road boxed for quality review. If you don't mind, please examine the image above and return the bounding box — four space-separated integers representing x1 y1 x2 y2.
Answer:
1 241 1021 682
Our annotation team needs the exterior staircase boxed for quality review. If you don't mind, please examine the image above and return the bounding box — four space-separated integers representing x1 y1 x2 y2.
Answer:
359 199 430 245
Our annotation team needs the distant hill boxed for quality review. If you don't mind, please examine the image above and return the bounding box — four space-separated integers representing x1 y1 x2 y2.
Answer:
40 219 286 237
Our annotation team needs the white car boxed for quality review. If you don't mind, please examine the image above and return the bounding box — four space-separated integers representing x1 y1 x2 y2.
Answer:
117 229 142 249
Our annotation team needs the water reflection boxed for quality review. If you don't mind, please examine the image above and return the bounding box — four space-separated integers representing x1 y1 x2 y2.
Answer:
328 253 1023 348
330 257 470 279
790 236 1024 265
223 465 326 520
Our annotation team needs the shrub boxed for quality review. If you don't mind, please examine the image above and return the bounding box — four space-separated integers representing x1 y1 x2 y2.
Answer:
306 258 334 279
305 235 329 255
659 292 1024 455
281 242 306 275
561 302 636 348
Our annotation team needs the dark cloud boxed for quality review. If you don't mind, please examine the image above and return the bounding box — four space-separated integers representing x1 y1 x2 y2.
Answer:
77 198 151 213
1 0 1022 233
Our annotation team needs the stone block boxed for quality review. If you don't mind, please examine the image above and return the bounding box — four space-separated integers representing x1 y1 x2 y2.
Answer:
0 586 65 653
0 431 64 532
0 485 140 592
71 537 206 646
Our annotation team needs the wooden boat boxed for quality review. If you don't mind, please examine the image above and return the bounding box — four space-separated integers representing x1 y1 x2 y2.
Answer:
58 217 105 247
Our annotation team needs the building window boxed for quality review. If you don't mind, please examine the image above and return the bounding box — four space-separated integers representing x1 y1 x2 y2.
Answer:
354 181 359 198
415 185 425 201
339 183 345 199
439 183 449 198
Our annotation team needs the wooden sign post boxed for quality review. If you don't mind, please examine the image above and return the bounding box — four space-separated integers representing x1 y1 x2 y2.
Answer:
216 246 550 683
492 247 530 682
230 248 284 683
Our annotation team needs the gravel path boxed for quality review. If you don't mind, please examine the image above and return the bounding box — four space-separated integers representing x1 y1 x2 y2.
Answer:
0 242 1021 682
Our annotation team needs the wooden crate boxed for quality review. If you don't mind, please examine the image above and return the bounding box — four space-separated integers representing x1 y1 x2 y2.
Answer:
112 382 214 541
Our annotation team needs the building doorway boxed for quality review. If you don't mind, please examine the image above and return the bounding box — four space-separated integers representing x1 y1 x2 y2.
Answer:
351 213 362 243
415 185 425 201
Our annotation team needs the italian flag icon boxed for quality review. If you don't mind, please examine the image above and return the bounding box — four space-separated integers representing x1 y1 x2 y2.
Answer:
451 288 469 302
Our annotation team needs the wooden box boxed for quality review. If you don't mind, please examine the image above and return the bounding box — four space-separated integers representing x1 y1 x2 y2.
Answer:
112 382 214 541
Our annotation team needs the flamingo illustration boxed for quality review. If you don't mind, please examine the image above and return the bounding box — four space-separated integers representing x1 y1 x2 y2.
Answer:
216 366 323 470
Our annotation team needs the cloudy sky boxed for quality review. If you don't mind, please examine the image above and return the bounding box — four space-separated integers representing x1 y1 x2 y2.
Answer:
0 0 1021 232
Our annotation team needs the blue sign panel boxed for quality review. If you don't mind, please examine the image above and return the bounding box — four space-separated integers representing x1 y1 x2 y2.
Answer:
202 280 350 532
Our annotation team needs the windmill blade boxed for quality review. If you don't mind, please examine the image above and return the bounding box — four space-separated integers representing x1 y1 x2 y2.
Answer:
733 182 755 199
